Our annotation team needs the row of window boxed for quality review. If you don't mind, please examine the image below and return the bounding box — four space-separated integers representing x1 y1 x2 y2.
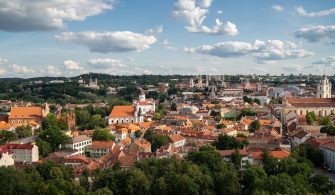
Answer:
74 140 92 148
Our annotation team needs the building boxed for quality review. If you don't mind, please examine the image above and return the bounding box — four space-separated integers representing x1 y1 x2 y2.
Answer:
317 75 332 98
168 134 186 147
89 141 116 158
218 149 251 170
65 135 92 155
320 142 335 170
108 106 143 125
0 144 39 163
8 104 49 128
129 138 151 153
133 89 155 116
0 147 14 167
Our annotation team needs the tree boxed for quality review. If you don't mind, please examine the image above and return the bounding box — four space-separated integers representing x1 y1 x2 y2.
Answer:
0 130 17 144
320 126 335 136
212 134 247 150
216 124 226 129
171 102 177 111
87 114 106 129
92 129 115 141
144 129 169 151
319 116 333 126
36 139 52 157
39 126 69 151
134 130 142 138
230 150 243 170
15 125 32 138
306 112 317 125
249 120 261 133
75 109 90 128
242 165 267 193
253 98 261 105
309 174 335 194
152 112 161 120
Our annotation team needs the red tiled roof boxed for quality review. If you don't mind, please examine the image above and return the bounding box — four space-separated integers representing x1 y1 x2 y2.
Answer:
9 107 43 119
250 150 290 160
109 106 134 118
321 142 335 151
218 149 248 157
168 134 185 143
89 141 114 149
287 98 335 107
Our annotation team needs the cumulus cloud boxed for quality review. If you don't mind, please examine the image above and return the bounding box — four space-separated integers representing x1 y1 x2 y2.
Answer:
184 40 313 63
282 64 303 72
296 6 335 17
10 64 35 74
87 58 126 68
163 40 178 51
63 60 84 70
272 5 284 12
312 56 335 67
217 10 223 15
0 0 113 32
293 25 335 42
55 31 157 53
145 25 163 36
0 58 8 64
172 0 238 35
47 65 62 76
0 67 5 75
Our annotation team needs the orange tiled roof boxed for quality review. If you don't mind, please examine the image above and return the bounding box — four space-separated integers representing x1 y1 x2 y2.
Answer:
89 141 115 149
168 134 185 143
109 106 134 118
121 137 132 145
250 150 290 160
134 138 151 149
9 107 43 119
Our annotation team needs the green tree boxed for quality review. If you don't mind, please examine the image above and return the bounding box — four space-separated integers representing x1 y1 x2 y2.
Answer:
319 116 333 126
230 150 243 170
171 102 177 111
134 130 142 139
39 126 69 151
36 139 52 157
309 174 335 194
87 114 106 129
249 120 261 133
242 165 267 193
15 125 32 138
212 134 247 150
306 112 317 125
216 124 226 129
92 129 115 141
0 130 17 144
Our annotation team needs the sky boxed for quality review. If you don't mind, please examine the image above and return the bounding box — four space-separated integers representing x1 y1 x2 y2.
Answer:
0 0 335 78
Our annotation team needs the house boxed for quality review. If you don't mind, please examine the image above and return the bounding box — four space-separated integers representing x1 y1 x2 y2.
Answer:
65 135 92 155
89 141 116 158
168 134 186 147
133 90 155 116
218 149 251 170
108 106 143 125
292 130 311 146
320 142 335 170
0 144 39 163
0 147 14 167
8 104 49 128
114 128 128 142
129 138 151 153
249 150 290 165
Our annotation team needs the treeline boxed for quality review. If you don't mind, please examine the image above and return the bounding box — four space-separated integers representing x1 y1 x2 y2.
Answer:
0 145 334 195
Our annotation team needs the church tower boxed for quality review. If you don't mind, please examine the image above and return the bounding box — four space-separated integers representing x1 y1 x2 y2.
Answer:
317 75 332 98
139 89 146 101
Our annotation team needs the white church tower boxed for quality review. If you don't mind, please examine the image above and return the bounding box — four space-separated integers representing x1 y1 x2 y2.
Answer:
317 75 332 98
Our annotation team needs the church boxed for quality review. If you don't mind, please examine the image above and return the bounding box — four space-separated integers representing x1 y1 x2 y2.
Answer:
108 89 155 125
281 75 334 123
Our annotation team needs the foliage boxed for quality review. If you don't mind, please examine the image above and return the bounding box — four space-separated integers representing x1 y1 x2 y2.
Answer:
320 125 335 136
0 130 17 144
92 129 115 141
306 112 317 125
36 139 52 157
15 125 32 138
216 123 226 129
134 130 142 138
237 108 256 120
249 120 261 133
170 102 177 111
143 129 169 151
212 134 248 150
319 116 333 126
292 143 324 167
309 174 335 194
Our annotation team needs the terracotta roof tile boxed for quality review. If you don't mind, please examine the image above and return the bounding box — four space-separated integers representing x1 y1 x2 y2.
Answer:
109 106 134 118
9 107 43 119
168 134 185 143
89 141 114 149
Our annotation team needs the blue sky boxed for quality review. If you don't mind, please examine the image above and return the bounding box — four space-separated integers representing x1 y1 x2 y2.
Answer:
0 0 334 77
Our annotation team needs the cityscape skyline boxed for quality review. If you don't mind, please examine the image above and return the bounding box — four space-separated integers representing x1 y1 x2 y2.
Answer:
0 0 335 78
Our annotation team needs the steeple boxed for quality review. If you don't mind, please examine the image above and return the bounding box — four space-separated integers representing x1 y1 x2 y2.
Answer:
139 89 146 101
317 75 332 98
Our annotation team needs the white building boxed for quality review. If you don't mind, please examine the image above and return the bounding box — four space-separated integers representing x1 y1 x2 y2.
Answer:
65 135 92 155
320 142 335 170
3 144 39 163
317 75 332 98
108 106 143 125
168 134 186 147
133 90 155 115
88 141 116 158
0 149 14 167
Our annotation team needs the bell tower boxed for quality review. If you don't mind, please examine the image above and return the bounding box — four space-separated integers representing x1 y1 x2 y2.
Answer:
317 75 332 98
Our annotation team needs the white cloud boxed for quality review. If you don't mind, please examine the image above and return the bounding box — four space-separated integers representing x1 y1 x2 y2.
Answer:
87 58 126 68
185 40 313 63
63 60 84 70
296 6 335 17
163 39 178 51
55 31 157 53
217 10 223 15
47 65 62 76
0 58 8 64
313 56 335 67
0 0 113 32
282 64 303 72
172 0 238 35
293 25 335 42
10 64 35 74
145 25 163 36
0 67 6 75
271 5 284 12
